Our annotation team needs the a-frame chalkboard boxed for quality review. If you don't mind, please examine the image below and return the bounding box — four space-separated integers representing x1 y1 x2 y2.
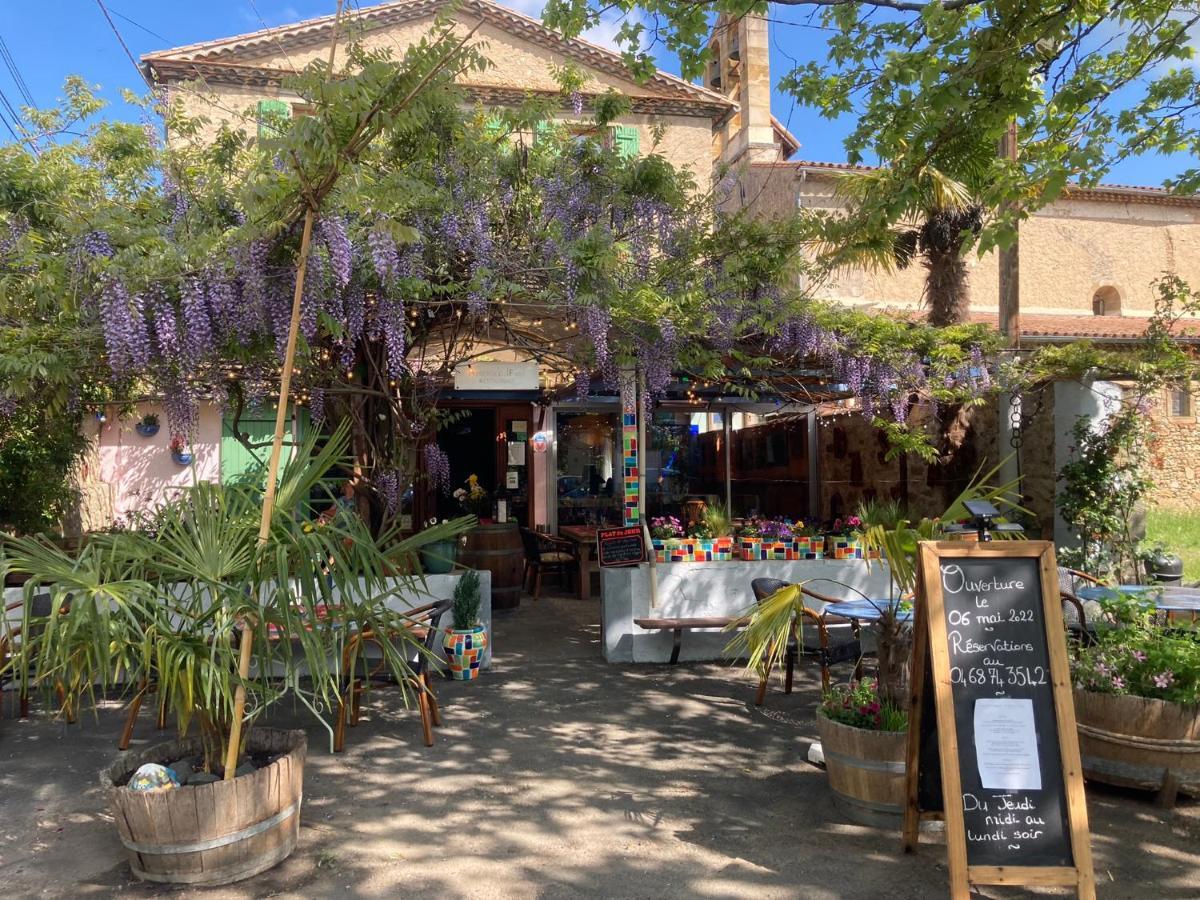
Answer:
902 541 1095 900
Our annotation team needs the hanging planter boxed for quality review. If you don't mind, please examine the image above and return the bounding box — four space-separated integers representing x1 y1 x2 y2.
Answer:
169 437 193 466
135 414 160 437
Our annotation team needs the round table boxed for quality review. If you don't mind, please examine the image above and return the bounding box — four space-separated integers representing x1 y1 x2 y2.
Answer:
1076 584 1200 614
826 598 914 624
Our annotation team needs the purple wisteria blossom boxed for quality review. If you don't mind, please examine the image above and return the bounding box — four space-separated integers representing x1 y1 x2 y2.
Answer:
424 444 452 494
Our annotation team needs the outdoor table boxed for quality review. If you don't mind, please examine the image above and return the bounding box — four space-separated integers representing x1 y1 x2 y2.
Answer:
827 598 914 624
1077 584 1200 621
558 525 599 602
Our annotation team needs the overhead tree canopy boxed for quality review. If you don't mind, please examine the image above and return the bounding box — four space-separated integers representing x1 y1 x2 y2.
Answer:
544 0 1200 253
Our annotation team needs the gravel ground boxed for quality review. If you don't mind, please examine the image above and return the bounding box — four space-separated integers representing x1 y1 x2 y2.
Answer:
0 593 1197 899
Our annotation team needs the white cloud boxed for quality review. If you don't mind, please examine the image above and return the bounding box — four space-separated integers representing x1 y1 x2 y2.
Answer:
490 0 644 53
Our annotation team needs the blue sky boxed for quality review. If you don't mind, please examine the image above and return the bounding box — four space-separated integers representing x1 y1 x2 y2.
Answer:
0 0 1188 188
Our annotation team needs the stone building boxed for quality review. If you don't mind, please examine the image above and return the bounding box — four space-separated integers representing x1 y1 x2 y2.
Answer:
708 13 1200 517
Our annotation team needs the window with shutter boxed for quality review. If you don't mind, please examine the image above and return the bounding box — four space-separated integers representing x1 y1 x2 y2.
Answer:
534 120 557 144
611 124 640 159
256 98 291 138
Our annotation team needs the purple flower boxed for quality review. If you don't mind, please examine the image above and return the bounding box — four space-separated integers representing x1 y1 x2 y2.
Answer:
1152 670 1175 689
424 444 452 495
309 386 326 427
367 226 399 285
1111 675 1126 690
1131 650 1147 662
317 217 352 289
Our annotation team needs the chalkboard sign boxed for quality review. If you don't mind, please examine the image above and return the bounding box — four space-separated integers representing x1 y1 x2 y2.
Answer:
903 541 1095 900
596 526 645 568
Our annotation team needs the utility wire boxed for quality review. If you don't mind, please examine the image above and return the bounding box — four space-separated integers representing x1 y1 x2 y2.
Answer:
0 36 35 106
105 6 172 46
0 103 18 142
94 0 153 89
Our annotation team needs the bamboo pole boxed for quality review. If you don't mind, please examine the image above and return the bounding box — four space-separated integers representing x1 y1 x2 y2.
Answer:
224 0 346 784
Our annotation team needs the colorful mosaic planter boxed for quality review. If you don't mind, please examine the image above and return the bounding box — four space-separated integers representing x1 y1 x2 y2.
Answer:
826 536 864 560
443 625 488 681
692 537 734 561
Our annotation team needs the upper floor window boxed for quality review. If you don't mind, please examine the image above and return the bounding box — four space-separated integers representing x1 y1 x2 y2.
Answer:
1092 285 1121 316
1169 385 1193 419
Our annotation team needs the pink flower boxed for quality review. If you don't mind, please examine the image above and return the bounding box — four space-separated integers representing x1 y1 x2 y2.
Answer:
1111 676 1126 690
1131 650 1147 662
1153 671 1175 689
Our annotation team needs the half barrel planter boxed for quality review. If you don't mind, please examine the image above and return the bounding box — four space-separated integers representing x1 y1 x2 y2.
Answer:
1073 689 1200 804
816 713 907 827
444 625 488 680
104 727 306 886
460 522 523 610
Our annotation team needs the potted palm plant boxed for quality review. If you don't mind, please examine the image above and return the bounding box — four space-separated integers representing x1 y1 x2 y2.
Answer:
443 568 487 680
730 462 1025 827
2 424 472 885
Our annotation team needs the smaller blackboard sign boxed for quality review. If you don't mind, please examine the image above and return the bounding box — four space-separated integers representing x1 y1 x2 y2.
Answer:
596 526 645 568
903 541 1096 900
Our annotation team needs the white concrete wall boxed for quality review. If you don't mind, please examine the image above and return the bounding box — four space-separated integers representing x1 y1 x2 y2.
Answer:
601 559 896 663
1052 380 1123 548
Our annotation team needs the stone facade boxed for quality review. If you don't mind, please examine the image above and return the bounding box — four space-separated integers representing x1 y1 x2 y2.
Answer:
1146 387 1200 508
147 1 725 181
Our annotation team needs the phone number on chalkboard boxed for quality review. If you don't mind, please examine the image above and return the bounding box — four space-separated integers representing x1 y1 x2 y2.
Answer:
951 665 1049 688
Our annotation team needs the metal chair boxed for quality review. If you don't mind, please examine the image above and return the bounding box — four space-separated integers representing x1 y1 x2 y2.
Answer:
1058 566 1104 650
2 591 74 721
749 578 863 705
335 597 453 751
520 527 577 600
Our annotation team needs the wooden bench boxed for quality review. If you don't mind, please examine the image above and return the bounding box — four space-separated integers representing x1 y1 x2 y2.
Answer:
633 616 749 665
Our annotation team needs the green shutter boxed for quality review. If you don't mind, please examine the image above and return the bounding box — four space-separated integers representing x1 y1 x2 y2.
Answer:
534 120 557 144
612 124 640 159
485 115 504 138
256 98 291 138
221 405 293 485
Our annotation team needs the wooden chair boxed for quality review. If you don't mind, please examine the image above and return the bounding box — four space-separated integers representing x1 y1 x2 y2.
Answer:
519 527 577 600
2 591 74 722
335 598 452 751
749 578 863 705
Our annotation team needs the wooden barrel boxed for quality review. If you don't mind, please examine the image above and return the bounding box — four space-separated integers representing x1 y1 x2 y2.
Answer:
1073 689 1200 800
461 522 525 610
105 728 306 885
816 713 907 827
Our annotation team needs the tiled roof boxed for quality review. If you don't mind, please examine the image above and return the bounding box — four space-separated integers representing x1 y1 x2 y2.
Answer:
972 312 1200 342
755 159 1200 208
880 309 1200 342
141 0 732 112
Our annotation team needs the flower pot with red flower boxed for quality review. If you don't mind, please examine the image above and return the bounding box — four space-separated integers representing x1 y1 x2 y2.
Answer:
169 436 192 466
649 516 684 562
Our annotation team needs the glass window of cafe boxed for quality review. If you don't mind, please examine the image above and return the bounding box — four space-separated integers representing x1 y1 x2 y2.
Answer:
643 409 812 524
555 411 623 527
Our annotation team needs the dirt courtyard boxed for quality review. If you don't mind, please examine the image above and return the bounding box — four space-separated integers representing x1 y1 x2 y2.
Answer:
0 593 1197 898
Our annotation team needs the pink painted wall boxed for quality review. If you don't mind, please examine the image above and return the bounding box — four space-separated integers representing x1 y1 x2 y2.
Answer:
97 402 221 523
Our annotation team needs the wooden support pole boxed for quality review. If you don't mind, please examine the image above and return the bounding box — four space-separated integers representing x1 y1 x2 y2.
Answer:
225 208 317 780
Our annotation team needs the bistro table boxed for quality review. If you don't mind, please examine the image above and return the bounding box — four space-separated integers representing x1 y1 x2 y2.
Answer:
827 598 914 624
1077 584 1200 620
558 525 600 602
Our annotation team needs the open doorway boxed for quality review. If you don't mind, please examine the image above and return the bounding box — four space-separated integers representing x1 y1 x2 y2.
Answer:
436 407 497 520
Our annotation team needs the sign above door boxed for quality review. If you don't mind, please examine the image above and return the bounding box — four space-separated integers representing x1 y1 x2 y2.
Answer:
453 361 540 391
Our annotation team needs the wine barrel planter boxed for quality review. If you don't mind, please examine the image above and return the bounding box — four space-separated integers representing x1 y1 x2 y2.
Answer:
104 728 306 885
461 522 524 610
1073 689 1200 804
817 713 907 828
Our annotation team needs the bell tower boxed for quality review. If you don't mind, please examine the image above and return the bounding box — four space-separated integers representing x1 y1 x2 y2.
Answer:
709 14 779 165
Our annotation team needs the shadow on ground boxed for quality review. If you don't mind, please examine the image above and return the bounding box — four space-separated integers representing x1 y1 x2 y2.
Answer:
1 592 1196 898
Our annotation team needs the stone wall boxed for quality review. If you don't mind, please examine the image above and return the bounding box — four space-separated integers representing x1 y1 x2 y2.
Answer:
1146 387 1200 509
733 165 1200 319
162 12 715 181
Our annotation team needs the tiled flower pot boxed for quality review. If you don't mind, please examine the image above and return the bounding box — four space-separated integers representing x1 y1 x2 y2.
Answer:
443 625 488 681
652 538 693 562
738 537 763 561
827 536 863 560
692 537 734 562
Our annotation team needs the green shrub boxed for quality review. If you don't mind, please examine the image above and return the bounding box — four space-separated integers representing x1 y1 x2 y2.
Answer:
451 568 482 630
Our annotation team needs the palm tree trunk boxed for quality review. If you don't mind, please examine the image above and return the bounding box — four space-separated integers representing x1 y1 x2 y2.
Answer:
923 245 971 326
